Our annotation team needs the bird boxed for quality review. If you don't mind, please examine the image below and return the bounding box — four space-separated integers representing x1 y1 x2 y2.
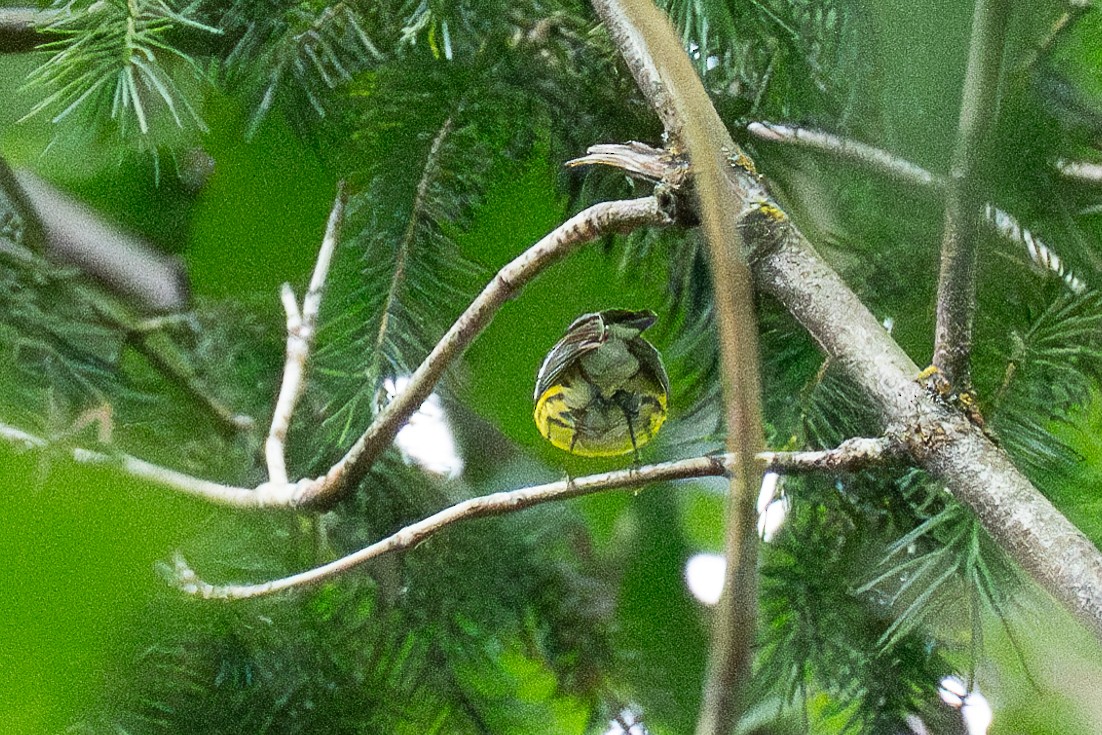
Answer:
533 309 669 459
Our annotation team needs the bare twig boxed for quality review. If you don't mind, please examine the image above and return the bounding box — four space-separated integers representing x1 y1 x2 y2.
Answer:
293 195 671 508
566 141 685 183
746 122 1088 293
3 411 891 513
1020 1 1092 70
265 183 347 484
747 122 940 188
2 409 891 535
591 1 770 730
172 443 898 600
983 204 1086 293
0 421 264 506
758 437 899 473
934 0 1011 389
174 456 728 599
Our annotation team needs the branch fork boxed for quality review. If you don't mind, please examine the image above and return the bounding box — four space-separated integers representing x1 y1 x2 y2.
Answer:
265 181 347 485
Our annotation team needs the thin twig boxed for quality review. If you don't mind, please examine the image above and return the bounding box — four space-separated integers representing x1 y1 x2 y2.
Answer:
294 195 671 508
983 204 1086 293
0 421 263 506
174 457 727 599
1 411 894 523
747 122 940 188
758 437 899 473
746 122 1088 293
172 442 898 600
934 0 1012 389
591 1 769 730
265 182 347 483
1019 1 1092 71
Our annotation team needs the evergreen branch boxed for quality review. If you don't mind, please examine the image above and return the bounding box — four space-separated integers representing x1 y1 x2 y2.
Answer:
933 0 1011 390
373 117 453 366
746 122 1088 293
171 444 901 600
21 0 219 133
753 172 1102 642
589 2 767 730
2 195 671 510
3 164 251 436
293 195 673 509
595 1 1102 644
266 183 346 484
227 1 379 136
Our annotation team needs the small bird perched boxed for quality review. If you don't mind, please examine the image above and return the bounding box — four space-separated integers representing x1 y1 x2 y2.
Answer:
533 309 669 459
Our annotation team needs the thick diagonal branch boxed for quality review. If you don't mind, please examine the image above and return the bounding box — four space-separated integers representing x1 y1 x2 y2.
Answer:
595 0 1102 649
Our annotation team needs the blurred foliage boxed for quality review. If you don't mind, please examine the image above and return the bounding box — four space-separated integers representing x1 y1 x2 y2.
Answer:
3 0 1102 734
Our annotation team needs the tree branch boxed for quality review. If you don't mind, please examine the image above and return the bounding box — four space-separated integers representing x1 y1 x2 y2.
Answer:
1 158 252 436
1056 158 1102 185
591 1 771 730
934 0 1011 389
292 195 671 508
0 421 264 506
597 0 1102 647
8 167 190 313
758 437 900 473
746 122 1087 293
0 195 671 511
171 443 898 600
265 182 346 484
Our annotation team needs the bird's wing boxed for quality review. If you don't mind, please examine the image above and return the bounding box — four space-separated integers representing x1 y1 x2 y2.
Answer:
533 312 606 401
627 336 670 397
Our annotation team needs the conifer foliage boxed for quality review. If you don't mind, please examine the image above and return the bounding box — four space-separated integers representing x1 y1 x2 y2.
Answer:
3 0 1102 733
